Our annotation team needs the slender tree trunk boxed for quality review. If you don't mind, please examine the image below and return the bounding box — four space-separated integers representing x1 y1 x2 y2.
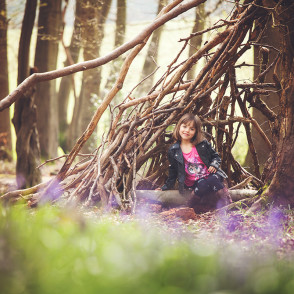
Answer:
78 0 112 153
102 0 126 131
103 0 126 93
114 0 126 48
139 0 168 95
12 0 41 189
58 1 82 153
34 0 62 159
0 0 12 160
187 3 205 80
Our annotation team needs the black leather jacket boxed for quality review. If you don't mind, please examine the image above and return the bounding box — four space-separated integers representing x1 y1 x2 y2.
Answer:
161 140 227 194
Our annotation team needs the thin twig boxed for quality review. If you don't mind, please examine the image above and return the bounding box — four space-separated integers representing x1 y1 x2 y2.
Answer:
37 153 95 169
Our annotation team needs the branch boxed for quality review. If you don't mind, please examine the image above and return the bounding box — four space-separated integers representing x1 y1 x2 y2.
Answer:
0 0 205 112
36 153 95 169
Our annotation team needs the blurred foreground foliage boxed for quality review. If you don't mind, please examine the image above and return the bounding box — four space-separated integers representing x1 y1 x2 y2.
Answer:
1 204 294 294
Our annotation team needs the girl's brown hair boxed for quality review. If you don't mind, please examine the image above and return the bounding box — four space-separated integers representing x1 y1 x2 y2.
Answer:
173 113 205 144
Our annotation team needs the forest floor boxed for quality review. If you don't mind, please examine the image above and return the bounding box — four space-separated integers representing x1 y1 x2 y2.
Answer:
1 160 294 260
0 161 17 194
0 160 61 194
82 199 294 260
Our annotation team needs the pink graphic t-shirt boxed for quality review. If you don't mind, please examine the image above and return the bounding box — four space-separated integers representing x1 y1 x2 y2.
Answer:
182 146 210 186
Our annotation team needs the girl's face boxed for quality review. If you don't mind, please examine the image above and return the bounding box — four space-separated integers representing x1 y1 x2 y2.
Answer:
179 121 196 142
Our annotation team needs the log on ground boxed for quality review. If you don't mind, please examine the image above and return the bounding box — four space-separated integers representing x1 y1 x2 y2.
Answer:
135 189 257 205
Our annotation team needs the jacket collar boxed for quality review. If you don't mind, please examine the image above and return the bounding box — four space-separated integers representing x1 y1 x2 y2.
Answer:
170 141 183 164
170 140 206 150
170 141 181 150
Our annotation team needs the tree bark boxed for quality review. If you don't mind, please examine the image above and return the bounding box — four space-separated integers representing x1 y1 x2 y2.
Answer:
58 0 82 153
244 17 280 176
78 0 112 153
12 0 41 189
257 0 294 206
34 0 62 159
0 0 12 160
103 0 126 92
115 0 126 48
187 2 205 81
139 0 168 95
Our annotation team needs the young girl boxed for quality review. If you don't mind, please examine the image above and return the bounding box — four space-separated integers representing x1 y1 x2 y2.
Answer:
158 113 231 208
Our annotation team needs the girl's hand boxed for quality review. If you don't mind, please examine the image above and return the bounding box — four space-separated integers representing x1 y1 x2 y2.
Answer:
155 188 162 191
208 166 217 173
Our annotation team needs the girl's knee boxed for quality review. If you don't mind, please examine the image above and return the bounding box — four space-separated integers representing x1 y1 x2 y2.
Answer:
208 174 223 185
195 179 210 196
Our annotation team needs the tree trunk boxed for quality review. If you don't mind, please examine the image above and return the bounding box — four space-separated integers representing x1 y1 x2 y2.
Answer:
244 17 280 176
58 1 82 153
259 0 294 206
103 0 126 93
102 0 126 131
78 0 112 153
114 0 126 49
12 0 41 189
187 2 205 81
34 0 62 159
139 0 168 95
0 0 12 160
